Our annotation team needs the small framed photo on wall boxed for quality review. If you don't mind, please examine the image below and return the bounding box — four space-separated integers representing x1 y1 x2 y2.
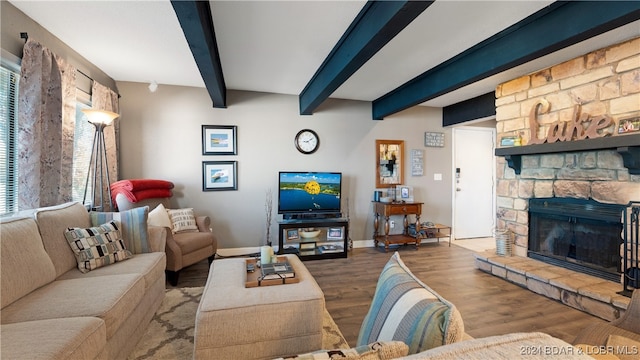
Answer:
202 125 237 155
202 161 238 191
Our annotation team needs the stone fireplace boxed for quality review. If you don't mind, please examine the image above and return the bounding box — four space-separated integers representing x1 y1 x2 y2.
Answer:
528 197 624 283
475 37 640 319
493 35 640 264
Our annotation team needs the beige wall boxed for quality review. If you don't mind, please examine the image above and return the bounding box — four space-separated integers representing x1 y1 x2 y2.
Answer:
117 82 454 249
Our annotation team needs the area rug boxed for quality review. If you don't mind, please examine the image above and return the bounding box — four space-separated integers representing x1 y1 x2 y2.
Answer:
129 287 349 359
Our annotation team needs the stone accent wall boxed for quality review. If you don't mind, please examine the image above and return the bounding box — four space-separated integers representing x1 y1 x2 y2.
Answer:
495 37 640 257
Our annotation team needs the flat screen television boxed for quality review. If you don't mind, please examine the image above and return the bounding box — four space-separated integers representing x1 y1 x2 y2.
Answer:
278 171 342 218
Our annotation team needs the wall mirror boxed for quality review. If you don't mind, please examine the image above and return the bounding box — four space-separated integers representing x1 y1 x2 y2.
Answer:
376 139 404 188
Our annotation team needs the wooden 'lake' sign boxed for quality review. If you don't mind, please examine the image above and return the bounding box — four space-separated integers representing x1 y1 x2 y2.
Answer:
528 99 615 145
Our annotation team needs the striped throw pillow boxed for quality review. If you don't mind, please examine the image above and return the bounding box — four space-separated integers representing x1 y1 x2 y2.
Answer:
356 252 464 354
90 206 150 254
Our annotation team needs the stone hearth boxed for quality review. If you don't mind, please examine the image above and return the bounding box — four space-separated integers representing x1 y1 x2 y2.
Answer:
474 251 631 321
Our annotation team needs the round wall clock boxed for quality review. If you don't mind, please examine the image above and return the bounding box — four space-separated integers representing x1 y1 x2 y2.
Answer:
294 129 319 154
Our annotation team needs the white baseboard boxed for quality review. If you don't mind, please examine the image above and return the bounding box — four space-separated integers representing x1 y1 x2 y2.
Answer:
353 239 375 248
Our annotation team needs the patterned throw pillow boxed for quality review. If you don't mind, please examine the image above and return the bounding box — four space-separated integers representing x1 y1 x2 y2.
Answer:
356 252 464 354
90 206 150 254
275 341 408 360
64 221 132 273
167 208 199 234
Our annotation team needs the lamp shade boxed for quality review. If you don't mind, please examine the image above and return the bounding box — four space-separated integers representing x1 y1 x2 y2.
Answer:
82 109 120 125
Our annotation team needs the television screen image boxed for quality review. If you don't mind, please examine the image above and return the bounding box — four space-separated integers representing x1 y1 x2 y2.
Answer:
278 172 341 215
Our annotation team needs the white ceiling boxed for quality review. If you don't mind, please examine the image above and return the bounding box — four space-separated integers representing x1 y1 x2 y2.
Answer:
9 0 640 110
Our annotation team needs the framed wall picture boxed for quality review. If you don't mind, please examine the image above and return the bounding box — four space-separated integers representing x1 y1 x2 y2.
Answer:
202 125 237 155
326 227 344 240
287 229 299 240
424 132 445 147
202 161 237 191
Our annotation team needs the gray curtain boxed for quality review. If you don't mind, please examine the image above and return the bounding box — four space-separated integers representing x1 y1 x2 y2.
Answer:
17 39 77 209
91 81 120 212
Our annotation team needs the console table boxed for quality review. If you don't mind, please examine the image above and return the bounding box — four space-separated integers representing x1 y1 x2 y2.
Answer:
373 201 423 252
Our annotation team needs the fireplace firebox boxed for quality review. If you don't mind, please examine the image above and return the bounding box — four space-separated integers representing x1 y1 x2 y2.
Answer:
528 198 624 282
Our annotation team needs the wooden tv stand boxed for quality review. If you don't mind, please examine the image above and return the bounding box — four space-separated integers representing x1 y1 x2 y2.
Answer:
373 201 423 252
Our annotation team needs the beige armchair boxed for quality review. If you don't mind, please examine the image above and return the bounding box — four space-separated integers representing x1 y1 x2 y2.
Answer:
115 193 218 286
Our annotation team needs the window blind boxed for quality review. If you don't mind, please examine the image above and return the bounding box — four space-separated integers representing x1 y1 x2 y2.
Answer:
0 65 19 214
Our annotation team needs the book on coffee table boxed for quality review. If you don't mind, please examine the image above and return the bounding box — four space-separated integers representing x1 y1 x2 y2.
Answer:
245 257 300 288
260 261 295 280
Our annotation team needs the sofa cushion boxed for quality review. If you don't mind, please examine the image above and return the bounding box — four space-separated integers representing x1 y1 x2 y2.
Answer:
357 252 464 354
402 332 592 359
276 341 409 360
57 252 166 291
0 216 56 309
174 231 215 253
1 317 106 360
64 221 133 273
35 202 92 277
0 274 145 339
90 206 150 254
167 208 199 233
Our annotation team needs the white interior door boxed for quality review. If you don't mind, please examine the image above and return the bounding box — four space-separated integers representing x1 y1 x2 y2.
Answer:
453 127 496 239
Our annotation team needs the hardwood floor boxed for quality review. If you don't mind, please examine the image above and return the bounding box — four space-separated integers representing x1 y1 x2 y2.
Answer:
174 242 607 347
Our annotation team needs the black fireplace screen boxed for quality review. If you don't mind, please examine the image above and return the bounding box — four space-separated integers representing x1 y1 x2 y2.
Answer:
622 202 640 295
528 198 624 282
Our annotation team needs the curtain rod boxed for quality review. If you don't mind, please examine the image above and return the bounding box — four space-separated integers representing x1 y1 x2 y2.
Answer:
20 32 120 98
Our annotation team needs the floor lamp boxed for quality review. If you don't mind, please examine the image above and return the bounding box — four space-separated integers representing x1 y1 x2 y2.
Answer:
82 109 119 211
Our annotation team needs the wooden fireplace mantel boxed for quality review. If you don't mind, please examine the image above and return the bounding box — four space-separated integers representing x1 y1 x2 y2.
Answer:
495 134 640 175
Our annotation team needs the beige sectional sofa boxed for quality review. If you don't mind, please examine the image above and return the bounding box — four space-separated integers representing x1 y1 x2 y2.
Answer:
1 202 166 360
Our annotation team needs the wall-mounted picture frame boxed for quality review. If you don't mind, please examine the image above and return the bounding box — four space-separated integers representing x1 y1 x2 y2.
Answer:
202 125 237 155
424 132 445 147
202 161 237 191
326 227 344 240
287 229 299 240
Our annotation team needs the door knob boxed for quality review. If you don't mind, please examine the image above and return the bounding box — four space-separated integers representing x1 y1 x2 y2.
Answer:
456 187 461 191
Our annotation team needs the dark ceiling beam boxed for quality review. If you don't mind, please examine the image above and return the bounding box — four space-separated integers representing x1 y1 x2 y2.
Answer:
299 0 433 115
443 92 496 127
372 1 640 120
171 0 226 108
